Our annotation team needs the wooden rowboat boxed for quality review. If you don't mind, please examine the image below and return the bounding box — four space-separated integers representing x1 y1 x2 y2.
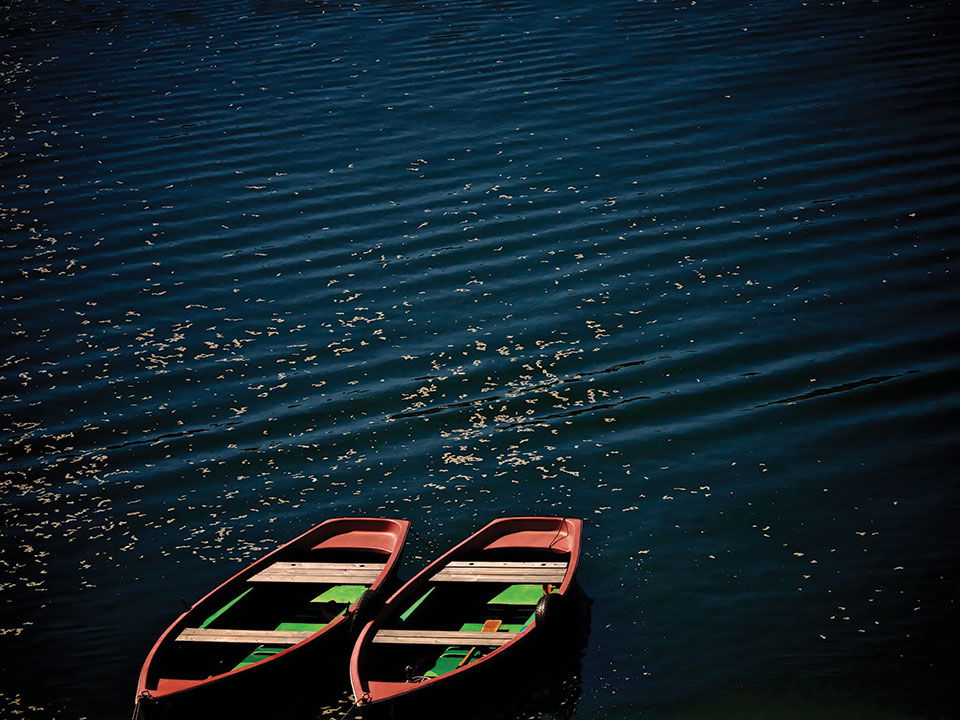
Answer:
134 517 409 719
349 516 582 715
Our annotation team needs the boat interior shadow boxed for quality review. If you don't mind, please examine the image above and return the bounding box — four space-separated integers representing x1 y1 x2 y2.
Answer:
156 584 591 720
352 582 593 720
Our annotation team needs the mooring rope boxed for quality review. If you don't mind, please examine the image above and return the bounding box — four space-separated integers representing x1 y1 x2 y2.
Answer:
336 701 361 720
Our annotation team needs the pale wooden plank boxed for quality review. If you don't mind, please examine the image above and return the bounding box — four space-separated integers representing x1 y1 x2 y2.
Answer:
432 565 566 583
372 629 518 646
446 561 567 569
432 574 564 583
176 628 315 645
438 567 565 573
269 562 387 571
248 561 385 584
251 570 381 583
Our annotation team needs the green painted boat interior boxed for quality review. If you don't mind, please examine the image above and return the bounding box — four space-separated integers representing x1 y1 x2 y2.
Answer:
273 621 328 633
199 588 252 629
228 585 367 671
232 646 285 670
399 587 434 622
383 580 557 681
489 584 550 606
148 547 390 686
421 585 551 678
421 613 537 678
313 584 366 605
423 645 474 678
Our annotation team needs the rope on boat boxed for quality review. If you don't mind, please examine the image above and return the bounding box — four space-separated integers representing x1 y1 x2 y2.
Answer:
547 520 565 551
337 702 361 720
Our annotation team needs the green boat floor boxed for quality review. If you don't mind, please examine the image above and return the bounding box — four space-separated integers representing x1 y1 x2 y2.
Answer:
423 646 478 677
232 646 284 671
229 619 330 671
400 586 435 622
488 584 551 606
421 584 552 679
311 584 366 604
273 621 327 632
199 588 253 629
458 619 532 633
226 584 366 672
422 618 531 678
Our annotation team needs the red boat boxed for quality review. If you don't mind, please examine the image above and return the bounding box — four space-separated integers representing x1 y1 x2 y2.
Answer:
134 517 409 719
349 516 582 716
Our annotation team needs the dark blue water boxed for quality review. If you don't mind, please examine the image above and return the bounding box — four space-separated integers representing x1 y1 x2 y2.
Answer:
2 0 959 717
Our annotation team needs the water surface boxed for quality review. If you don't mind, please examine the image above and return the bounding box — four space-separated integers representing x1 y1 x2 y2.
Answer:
1 0 958 717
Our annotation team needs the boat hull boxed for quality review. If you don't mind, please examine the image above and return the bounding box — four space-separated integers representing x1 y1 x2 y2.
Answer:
350 516 582 713
135 517 409 719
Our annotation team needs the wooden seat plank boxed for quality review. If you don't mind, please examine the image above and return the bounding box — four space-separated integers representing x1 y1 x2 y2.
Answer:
432 571 565 582
372 629 517 646
447 562 567 569
432 561 566 584
248 561 385 584
176 628 315 645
